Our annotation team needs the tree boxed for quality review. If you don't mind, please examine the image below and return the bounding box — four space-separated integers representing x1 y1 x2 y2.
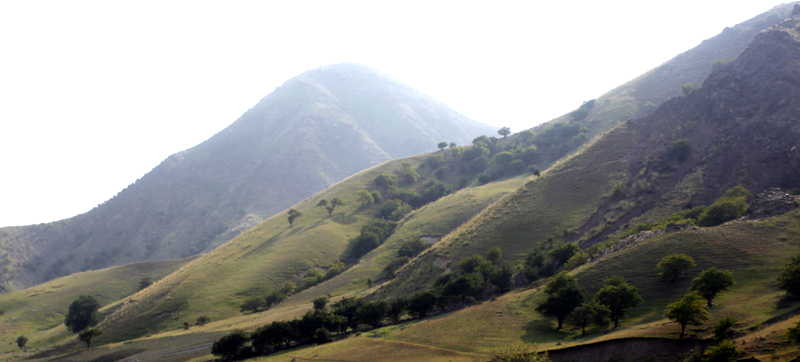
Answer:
357 300 390 328
64 295 100 333
211 330 250 360
183 322 190 330
657 254 696 283
287 208 302 227
139 277 154 289
458 255 492 278
690 268 735 307
443 273 484 306
407 291 437 318
665 293 709 338
568 301 610 336
786 320 800 344
593 277 642 328
370 190 383 203
196 315 211 326
535 272 585 329
667 139 692 162
485 247 502 265
449 142 457 149
16 335 27 350
78 328 102 349
313 296 329 310
317 198 345 217
713 316 736 342
438 142 448 151
702 340 742 362
779 254 800 297
489 265 515 292
388 298 407 322
356 190 374 207
498 127 511 138
549 243 580 265
240 296 265 313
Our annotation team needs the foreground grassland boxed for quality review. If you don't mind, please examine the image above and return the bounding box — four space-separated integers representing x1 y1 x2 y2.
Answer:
0 258 193 354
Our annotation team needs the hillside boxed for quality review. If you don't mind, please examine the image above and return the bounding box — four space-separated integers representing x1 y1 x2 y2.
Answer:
0 64 495 290
384 6 800 297
513 3 796 166
4 5 800 362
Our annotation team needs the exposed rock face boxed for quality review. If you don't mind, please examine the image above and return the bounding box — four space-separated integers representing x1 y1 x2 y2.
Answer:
741 188 799 221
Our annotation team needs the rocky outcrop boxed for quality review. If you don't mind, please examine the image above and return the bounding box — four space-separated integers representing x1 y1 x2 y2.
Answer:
741 188 799 221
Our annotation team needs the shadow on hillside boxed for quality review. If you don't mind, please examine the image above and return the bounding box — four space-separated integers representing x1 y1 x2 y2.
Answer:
332 212 358 225
521 318 564 343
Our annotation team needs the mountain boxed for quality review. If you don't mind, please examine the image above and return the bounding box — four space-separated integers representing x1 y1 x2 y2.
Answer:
22 5 800 353
386 3 800 298
5 5 800 362
516 3 796 166
0 63 495 290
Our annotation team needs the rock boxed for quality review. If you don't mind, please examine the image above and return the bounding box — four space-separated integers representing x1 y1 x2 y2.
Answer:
741 188 799 221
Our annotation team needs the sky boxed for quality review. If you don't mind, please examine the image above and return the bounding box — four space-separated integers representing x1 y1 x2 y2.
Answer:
0 0 786 227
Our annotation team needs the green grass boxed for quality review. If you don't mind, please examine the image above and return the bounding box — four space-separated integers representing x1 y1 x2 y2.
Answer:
0 258 192 354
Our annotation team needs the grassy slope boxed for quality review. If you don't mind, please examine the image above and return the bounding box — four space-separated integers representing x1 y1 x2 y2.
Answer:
245 208 800 361
0 258 192 353
87 151 530 343
381 122 634 298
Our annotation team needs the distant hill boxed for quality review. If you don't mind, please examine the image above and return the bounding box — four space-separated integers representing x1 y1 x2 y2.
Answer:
0 63 495 290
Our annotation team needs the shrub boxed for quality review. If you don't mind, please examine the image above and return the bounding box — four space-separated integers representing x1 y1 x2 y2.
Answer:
657 254 696 283
667 139 692 162
374 173 398 188
697 187 751 227
398 238 429 258
681 82 698 95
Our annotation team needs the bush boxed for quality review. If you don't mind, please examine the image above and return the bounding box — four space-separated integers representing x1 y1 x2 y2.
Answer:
370 191 383 203
697 187 750 227
681 82 698 95
507 159 526 174
398 238 429 258
667 139 692 162
549 243 580 265
373 173 398 188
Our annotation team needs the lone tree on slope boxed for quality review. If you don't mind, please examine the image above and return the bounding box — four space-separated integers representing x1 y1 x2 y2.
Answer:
665 293 709 338
535 272 585 329
657 254 696 283
64 295 100 333
689 268 735 307
16 335 27 350
438 142 448 151
78 328 102 349
287 208 302 227
593 276 642 328
498 127 511 138
317 198 346 217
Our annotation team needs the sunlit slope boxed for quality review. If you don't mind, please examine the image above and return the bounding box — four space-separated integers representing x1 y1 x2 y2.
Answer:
286 175 529 304
270 209 800 361
91 151 531 343
0 258 192 353
382 122 634 297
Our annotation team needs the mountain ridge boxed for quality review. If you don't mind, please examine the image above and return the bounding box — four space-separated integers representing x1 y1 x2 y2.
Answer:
0 63 495 290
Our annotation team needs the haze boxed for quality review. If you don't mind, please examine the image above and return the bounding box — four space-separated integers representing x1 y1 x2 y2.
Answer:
0 0 780 227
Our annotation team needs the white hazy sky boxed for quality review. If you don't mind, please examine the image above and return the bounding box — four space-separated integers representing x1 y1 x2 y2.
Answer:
0 0 785 227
